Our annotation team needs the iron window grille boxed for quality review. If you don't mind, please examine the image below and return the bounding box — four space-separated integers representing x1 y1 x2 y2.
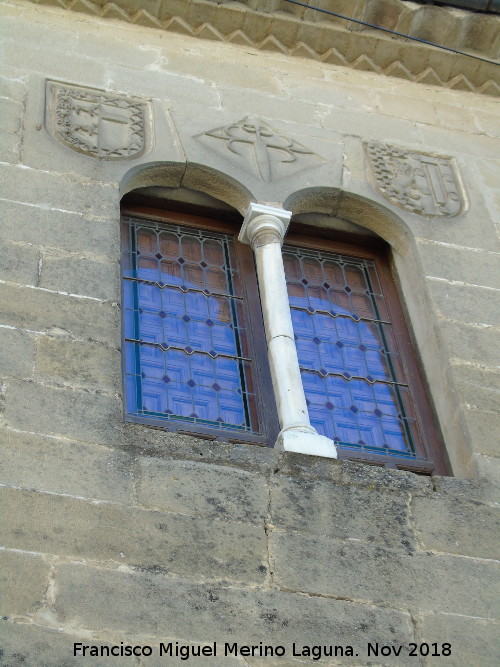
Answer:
121 209 448 474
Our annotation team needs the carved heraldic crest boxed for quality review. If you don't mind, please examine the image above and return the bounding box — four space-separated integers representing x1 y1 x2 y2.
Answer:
365 142 465 217
200 116 323 182
46 81 149 160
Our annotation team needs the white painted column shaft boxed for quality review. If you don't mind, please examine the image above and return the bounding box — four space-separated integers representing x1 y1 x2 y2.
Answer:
239 203 337 459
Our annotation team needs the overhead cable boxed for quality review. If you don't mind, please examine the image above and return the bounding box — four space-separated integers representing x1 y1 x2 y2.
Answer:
281 0 500 65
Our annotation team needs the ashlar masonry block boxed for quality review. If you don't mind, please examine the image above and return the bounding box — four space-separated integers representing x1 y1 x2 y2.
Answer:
0 201 119 258
0 550 51 617
270 474 416 550
35 336 121 394
0 327 35 379
0 622 138 667
0 283 119 345
0 241 41 286
270 532 499 617
0 428 134 503
418 613 499 667
39 255 120 302
412 494 500 559
137 457 269 524
4 380 123 447
53 564 416 660
2 487 268 585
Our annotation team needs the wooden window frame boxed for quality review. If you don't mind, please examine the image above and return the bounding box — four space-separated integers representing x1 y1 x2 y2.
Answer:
121 205 449 474
285 228 450 475
121 206 279 446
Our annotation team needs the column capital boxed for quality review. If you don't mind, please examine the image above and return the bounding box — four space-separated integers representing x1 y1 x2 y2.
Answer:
239 202 292 247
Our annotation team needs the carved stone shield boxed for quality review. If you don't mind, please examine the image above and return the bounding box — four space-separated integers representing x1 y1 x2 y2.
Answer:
365 142 465 217
46 81 150 160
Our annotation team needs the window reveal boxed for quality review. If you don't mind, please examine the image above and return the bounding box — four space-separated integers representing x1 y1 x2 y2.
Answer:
122 217 262 436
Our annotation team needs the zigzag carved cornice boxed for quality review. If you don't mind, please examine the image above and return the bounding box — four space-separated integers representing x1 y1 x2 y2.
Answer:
29 0 500 96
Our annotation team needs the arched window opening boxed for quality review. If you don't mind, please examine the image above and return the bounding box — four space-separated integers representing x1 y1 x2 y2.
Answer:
120 187 449 474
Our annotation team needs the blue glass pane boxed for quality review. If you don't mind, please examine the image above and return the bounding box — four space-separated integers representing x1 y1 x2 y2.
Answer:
283 244 417 456
124 220 256 434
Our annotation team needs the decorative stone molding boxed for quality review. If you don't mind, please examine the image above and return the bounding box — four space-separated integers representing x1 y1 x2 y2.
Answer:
365 142 466 217
239 203 337 459
29 0 500 96
45 81 151 160
199 116 323 183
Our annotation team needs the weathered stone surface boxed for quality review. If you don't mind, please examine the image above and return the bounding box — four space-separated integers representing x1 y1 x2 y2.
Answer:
450 360 500 393
0 551 50 616
0 283 119 344
0 163 119 217
108 65 220 108
270 475 415 550
219 87 318 127
418 613 499 667
412 495 500 559
0 97 23 133
0 327 35 379
474 454 500 504
4 380 122 446
39 255 119 301
430 474 491 504
270 532 499 617
165 49 281 93
54 564 415 661
0 73 26 100
124 422 277 470
10 0 500 95
0 241 40 285
322 107 419 144
137 457 269 524
2 487 267 584
438 319 499 368
276 452 432 494
416 124 500 161
0 428 133 502
427 280 500 327
464 407 500 458
0 128 21 163
1 40 107 91
0 200 119 257
144 647 244 667
35 336 121 393
452 374 500 415
417 241 500 291
0 622 138 667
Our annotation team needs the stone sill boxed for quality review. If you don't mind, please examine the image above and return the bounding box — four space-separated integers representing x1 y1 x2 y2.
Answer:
123 421 488 497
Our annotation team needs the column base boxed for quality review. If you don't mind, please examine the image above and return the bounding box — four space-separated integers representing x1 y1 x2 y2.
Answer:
276 428 338 459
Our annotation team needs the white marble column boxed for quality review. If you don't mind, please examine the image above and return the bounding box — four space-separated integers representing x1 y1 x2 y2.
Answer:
239 203 337 458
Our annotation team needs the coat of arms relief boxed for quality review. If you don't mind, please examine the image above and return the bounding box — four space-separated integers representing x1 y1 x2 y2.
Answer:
198 116 324 182
365 142 466 217
46 81 150 160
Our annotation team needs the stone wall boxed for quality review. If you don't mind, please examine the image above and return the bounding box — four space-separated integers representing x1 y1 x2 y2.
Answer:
1 1 499 665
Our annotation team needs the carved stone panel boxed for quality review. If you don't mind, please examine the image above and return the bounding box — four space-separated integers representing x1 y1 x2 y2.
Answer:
46 81 151 160
365 142 465 217
197 116 324 182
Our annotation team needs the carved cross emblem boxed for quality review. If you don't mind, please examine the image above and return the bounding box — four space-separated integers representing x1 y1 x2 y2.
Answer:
365 142 465 217
46 81 150 160
202 116 321 182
